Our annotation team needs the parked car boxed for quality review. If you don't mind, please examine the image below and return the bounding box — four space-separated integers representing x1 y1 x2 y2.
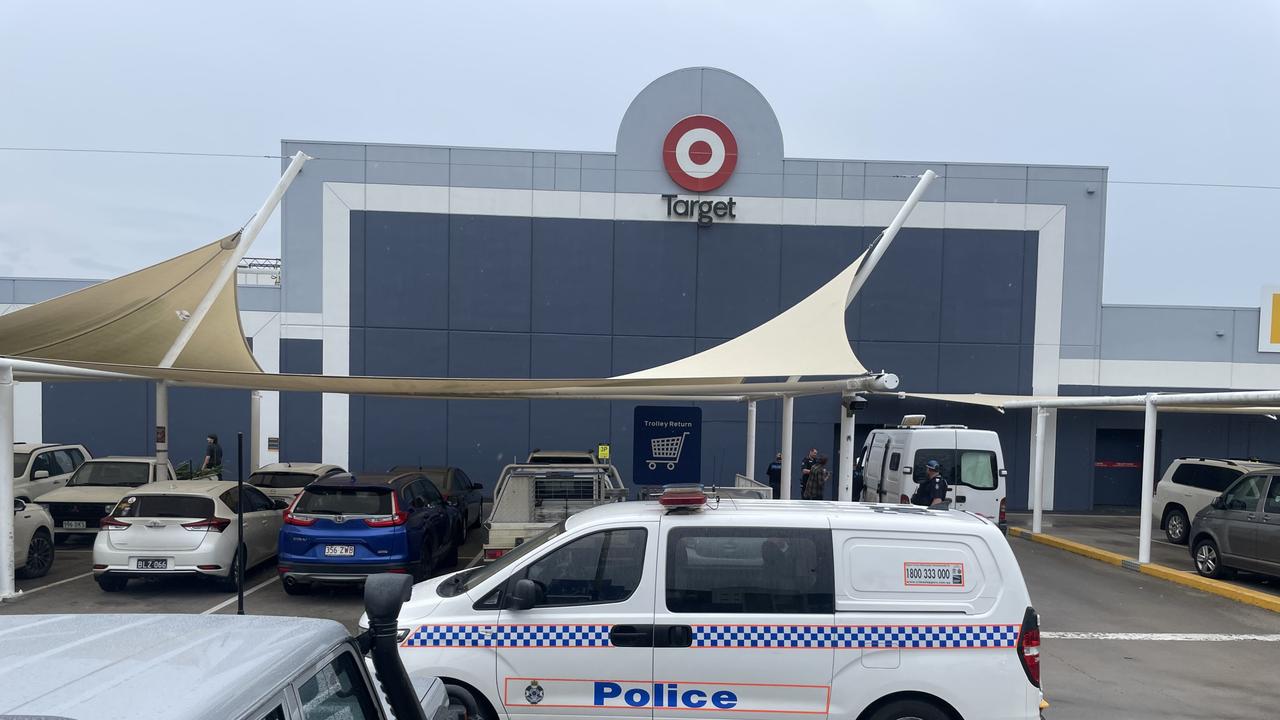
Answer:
278 471 463 595
390 465 484 537
1155 457 1276 544
11 442 90 502
525 449 599 465
0 575 457 720
92 480 289 592
1189 471 1280 580
250 461 345 502
37 456 178 539
483 462 626 561
12 499 55 579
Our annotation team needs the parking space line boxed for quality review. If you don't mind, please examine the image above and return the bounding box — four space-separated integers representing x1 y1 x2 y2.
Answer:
463 551 484 569
1043 632 1280 642
201 577 279 615
11 571 94 597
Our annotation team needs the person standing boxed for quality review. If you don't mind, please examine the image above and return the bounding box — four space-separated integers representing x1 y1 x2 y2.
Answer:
765 453 783 499
799 447 818 497
803 455 831 500
201 433 223 474
911 459 949 507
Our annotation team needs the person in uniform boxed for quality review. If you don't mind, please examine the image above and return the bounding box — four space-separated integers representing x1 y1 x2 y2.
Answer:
912 459 949 507
765 453 783 499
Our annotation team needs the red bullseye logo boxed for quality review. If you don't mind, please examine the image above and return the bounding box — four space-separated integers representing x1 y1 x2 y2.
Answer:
662 115 738 192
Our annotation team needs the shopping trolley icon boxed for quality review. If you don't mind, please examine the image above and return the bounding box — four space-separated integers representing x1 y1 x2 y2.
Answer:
647 432 690 471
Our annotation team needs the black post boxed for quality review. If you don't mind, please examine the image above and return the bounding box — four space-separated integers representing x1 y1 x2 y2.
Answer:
237 431 245 615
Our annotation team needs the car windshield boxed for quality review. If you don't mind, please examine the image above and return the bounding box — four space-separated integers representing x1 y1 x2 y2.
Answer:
251 471 318 489
69 462 150 487
115 495 214 518
294 486 392 516
437 520 566 597
13 453 30 477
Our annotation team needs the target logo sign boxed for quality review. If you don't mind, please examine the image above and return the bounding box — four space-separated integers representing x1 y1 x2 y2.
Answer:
662 115 738 192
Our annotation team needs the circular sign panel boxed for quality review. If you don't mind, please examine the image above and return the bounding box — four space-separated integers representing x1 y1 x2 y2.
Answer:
662 115 738 192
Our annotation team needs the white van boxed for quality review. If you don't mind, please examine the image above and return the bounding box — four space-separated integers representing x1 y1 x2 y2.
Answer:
379 488 1044 720
858 416 1008 531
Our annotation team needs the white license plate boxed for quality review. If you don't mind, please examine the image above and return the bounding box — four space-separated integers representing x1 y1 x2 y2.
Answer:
324 545 355 557
62 520 86 529
135 558 169 570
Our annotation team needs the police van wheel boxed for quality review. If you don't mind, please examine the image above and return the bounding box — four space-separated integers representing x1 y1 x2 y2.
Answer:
446 684 489 720
867 698 950 720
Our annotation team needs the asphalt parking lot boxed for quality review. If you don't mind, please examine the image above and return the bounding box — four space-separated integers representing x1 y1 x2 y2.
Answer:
3 528 1278 719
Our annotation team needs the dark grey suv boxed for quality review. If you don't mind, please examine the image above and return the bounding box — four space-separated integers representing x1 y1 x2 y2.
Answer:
1188 472 1280 580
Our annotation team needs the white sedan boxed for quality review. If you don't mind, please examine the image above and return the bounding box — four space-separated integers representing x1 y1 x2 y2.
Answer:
92 480 288 592
13 499 55 579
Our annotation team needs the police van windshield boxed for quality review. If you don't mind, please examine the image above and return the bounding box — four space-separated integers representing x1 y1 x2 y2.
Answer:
438 520 567 597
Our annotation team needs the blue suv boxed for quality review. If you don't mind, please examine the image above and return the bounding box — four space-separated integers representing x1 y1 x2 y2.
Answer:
278 471 462 595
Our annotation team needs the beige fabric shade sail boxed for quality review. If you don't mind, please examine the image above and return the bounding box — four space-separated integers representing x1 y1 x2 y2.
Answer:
0 235 260 373
1 233 883 398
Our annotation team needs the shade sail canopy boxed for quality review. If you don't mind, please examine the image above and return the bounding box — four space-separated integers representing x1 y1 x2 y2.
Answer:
618 252 869 380
0 236 260 373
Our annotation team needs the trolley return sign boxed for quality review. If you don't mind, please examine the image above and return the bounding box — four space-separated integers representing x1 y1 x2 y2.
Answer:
633 406 702 486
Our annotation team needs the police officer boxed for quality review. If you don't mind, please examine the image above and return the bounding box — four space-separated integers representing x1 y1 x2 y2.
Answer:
912 459 949 507
765 453 783 499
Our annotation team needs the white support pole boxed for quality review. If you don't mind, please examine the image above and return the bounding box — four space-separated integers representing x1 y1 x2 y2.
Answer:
250 391 262 473
838 394 856 502
1138 395 1159 564
780 396 795 500
1031 408 1047 534
844 169 937 306
744 400 757 481
160 151 310 368
155 380 169 475
0 363 15 600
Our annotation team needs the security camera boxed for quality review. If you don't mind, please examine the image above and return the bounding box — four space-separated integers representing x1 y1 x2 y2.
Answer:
845 396 869 417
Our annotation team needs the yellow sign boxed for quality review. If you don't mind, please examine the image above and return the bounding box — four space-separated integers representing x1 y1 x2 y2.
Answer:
597 443 611 460
1260 287 1280 352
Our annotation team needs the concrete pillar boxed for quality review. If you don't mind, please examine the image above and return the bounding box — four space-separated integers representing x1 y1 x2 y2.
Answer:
1 364 15 600
1031 408 1047 534
1138 396 1158 564
250 391 262 472
155 380 169 476
744 400 757 481
780 396 795 500
838 395 855 501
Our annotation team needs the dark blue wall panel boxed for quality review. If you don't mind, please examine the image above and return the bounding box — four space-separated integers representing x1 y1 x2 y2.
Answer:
280 338 322 462
940 229 1026 344
696 224 781 338
450 215 531 332
858 228 943 342
169 387 250 474
612 221 697 337
357 211 450 329
43 381 152 458
531 219 613 334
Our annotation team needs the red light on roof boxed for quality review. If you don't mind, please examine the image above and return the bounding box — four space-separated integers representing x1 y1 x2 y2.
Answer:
659 484 707 508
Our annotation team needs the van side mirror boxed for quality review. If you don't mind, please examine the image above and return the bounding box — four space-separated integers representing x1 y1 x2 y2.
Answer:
506 578 542 611
33 470 50 480
998 468 1008 477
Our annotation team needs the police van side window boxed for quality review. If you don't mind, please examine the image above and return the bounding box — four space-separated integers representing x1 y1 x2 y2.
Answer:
521 527 647 607
665 527 834 614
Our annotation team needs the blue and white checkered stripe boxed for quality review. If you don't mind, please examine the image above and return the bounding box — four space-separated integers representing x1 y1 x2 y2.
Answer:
404 624 612 648
692 624 1019 649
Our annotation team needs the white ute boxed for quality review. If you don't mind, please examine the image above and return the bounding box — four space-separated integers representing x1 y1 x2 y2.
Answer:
380 487 1044 720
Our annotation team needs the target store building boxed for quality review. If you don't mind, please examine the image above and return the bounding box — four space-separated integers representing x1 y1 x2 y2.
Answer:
265 66 1109 509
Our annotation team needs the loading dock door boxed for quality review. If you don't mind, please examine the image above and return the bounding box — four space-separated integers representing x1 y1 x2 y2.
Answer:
1093 429 1160 509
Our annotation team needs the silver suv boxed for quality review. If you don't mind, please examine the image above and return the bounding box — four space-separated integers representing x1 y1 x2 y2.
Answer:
1189 473 1280 580
1154 458 1277 544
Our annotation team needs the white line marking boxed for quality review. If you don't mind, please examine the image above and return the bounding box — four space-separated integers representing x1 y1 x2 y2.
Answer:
201 576 279 615
12 571 94 596
463 551 484 569
1043 632 1280 641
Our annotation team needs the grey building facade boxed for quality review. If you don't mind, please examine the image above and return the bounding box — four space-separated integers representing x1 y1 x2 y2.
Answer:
12 67 1280 511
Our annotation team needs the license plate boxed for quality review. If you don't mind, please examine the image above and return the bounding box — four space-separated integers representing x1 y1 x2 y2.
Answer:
324 545 355 557
136 558 169 570
62 520 86 529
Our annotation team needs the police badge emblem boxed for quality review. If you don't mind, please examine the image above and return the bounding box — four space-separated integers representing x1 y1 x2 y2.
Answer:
524 680 544 705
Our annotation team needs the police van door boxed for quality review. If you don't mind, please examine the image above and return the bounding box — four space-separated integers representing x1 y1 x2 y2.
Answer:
862 435 889 502
495 523 657 720
654 513 835 720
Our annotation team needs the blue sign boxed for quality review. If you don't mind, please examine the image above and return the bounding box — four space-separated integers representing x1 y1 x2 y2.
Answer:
633 406 702 485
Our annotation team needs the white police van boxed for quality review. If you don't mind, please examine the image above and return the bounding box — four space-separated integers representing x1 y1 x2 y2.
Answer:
381 486 1044 720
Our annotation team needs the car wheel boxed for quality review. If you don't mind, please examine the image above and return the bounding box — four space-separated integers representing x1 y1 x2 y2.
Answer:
1164 507 1189 544
217 546 245 592
97 575 128 592
446 684 491 720
16 529 54 579
867 699 951 720
1193 538 1235 579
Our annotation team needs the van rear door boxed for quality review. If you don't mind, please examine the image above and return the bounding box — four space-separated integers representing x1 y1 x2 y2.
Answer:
863 434 889 502
951 431 1005 522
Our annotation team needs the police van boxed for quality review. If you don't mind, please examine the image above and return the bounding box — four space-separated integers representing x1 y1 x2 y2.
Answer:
858 416 1009 531
378 486 1044 720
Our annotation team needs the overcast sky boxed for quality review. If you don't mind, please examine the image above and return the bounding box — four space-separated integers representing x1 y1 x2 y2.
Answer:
2 1 1277 306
